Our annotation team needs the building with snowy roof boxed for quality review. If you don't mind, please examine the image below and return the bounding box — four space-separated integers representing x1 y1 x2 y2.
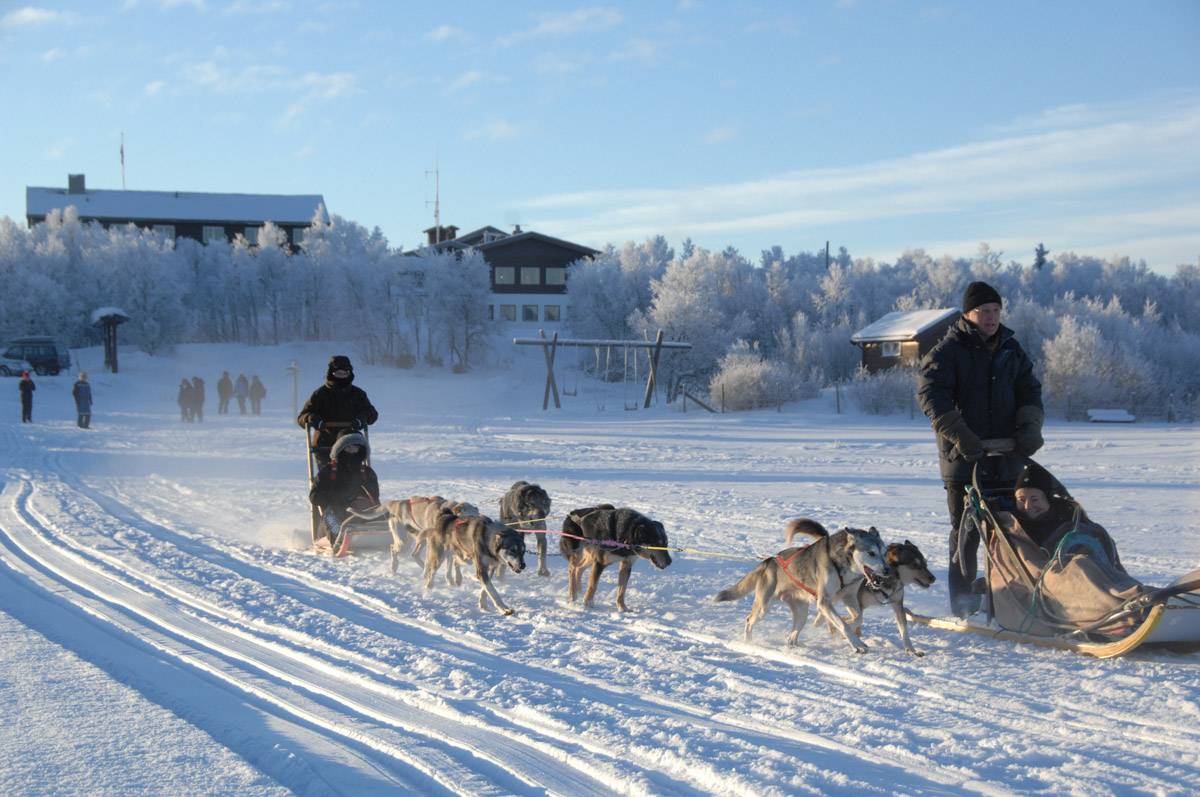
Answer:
407 223 599 325
26 174 327 249
850 308 959 372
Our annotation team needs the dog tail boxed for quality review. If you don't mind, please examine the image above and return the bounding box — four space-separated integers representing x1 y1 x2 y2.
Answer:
785 518 829 545
715 559 770 602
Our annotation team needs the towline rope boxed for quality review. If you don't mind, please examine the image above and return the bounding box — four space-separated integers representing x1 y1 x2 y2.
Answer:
514 526 767 562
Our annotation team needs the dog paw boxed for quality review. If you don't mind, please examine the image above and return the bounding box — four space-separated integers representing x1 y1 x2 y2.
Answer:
502 607 515 616
908 648 925 657
854 645 869 654
537 568 550 577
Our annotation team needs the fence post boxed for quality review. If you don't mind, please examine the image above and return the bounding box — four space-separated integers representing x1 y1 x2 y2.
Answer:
835 382 842 414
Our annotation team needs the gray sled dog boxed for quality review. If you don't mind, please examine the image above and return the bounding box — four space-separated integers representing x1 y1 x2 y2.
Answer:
423 511 526 615
716 518 888 653
814 539 936 656
351 496 478 573
560 505 671 611
499 481 552 576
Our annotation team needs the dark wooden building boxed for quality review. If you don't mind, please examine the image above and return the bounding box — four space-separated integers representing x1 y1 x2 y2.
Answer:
850 308 959 372
409 224 599 324
26 174 327 248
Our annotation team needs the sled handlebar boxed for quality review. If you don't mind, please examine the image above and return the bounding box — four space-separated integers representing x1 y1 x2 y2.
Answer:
981 438 1015 455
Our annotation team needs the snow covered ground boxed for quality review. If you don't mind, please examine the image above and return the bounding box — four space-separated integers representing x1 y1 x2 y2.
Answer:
2 342 1198 796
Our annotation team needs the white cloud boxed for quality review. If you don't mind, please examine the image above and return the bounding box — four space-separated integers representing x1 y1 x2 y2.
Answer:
424 24 467 43
122 0 206 10
144 79 166 96
703 125 737 144
279 70 356 126
224 0 286 12
610 37 660 64
517 96 1200 264
182 60 288 92
1 7 77 28
499 7 622 46
464 119 520 141
41 47 65 61
44 139 70 159
447 69 487 92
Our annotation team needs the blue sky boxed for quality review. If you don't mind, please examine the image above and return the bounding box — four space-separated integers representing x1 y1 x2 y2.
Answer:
2 1 1198 271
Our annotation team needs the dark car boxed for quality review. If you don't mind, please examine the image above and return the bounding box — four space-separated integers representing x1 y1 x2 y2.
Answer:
3 337 71 375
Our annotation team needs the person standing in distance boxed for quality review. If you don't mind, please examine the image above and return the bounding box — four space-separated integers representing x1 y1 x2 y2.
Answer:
917 280 1044 617
18 371 35 423
72 371 93 428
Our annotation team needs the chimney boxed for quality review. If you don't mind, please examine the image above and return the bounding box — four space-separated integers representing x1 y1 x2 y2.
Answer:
512 224 522 234
68 174 86 194
424 225 458 245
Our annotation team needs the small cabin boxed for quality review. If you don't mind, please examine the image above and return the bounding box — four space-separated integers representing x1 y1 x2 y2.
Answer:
850 308 959 373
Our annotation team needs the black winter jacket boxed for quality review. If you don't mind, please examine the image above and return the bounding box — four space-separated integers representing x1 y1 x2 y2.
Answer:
296 378 379 449
917 317 1042 483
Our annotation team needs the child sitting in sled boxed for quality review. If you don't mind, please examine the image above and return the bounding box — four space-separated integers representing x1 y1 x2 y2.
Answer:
309 431 380 549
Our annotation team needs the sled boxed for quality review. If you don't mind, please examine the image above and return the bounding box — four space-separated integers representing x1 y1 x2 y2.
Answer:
306 423 390 557
928 445 1200 657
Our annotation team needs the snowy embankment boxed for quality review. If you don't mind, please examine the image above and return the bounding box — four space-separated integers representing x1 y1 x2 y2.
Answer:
1 343 1198 796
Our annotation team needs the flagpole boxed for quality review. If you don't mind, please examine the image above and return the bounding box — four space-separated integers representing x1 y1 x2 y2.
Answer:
120 132 126 189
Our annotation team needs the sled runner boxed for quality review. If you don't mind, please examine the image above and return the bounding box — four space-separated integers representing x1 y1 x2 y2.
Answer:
915 444 1200 658
306 423 390 557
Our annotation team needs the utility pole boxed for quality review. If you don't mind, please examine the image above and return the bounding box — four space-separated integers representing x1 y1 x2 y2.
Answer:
425 156 441 243
825 240 830 270
120 132 126 190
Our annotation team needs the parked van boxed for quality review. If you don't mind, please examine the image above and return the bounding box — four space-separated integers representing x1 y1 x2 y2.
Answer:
2 337 71 375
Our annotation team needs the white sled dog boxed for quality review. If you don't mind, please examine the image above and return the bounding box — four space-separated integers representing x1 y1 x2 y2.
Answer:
715 518 888 653
499 481 553 576
351 496 478 573
423 511 527 615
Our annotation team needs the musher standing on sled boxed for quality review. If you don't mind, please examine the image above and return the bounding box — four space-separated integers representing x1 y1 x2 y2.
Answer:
917 281 1044 617
296 355 379 467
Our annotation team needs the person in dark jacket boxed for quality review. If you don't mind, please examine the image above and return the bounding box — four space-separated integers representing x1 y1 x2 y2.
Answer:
297 355 379 467
309 431 380 547
217 371 234 414
917 280 1044 616
178 378 194 422
235 373 250 415
19 371 35 423
191 376 206 422
72 372 93 428
249 374 266 415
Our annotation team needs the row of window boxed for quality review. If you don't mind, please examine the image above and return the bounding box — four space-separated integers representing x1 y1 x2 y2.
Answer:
493 266 565 286
150 224 306 246
489 304 562 322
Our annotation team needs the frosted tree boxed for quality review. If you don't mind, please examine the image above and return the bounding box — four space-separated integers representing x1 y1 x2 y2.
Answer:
424 249 492 370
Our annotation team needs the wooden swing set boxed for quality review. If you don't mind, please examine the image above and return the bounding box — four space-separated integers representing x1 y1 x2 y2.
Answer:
513 329 692 411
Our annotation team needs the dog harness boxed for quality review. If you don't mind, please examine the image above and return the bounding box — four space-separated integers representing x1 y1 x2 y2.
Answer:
774 547 818 598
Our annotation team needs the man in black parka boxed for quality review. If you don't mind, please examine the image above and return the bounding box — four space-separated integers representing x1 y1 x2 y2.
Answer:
917 281 1044 616
297 355 379 466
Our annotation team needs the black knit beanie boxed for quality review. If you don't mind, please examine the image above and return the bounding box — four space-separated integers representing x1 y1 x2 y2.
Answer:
962 281 1003 313
1013 462 1057 497
327 355 354 382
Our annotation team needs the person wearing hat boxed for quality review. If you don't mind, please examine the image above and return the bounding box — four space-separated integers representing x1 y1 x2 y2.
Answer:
309 430 380 549
917 280 1044 616
72 372 93 429
18 371 35 423
296 355 379 467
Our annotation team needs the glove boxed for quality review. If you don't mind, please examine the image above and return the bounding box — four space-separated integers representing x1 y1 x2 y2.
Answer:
933 409 984 462
1014 405 1045 456
313 418 325 431
352 417 366 431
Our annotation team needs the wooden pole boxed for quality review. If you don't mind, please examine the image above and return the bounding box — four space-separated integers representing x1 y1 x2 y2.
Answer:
643 329 664 408
540 329 561 410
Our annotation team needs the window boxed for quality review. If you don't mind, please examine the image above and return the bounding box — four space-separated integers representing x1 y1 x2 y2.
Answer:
500 304 517 321
292 228 306 246
881 341 902 358
488 305 494 320
520 266 540 285
153 224 175 239
545 267 565 286
243 226 261 244
494 267 515 285
202 225 226 244
543 304 561 322
523 304 539 322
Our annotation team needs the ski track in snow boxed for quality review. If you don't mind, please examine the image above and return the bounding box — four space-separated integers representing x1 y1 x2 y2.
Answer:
2 362 1199 796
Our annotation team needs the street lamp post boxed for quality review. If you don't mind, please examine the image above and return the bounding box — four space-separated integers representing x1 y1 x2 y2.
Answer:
285 360 300 418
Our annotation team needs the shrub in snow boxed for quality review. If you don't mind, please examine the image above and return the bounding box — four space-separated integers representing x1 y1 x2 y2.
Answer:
847 364 918 415
708 341 793 411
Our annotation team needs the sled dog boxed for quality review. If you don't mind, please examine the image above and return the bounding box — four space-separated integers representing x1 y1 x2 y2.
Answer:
715 518 887 653
422 511 526 615
351 496 478 573
499 481 553 576
560 505 671 611
816 539 936 656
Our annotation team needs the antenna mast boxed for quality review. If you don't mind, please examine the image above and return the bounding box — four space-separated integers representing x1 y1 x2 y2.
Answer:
120 132 126 190
425 156 440 243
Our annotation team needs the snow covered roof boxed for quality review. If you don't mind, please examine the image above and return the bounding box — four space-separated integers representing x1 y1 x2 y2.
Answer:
850 308 959 343
26 186 327 225
90 306 129 324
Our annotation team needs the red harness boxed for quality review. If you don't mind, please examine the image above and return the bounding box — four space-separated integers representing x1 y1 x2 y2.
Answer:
774 547 818 598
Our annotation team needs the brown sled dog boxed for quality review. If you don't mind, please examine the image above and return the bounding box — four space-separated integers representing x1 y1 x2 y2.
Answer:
560 505 671 611
715 518 887 653
351 496 478 573
499 481 552 576
422 511 526 615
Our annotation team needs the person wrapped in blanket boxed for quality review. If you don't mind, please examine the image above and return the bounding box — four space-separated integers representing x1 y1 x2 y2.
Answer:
985 462 1147 638
309 431 380 548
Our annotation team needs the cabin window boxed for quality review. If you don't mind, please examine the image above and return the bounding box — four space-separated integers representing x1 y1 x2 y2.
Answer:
520 266 541 285
881 341 902 358
153 224 175 239
202 225 226 244
488 305 494 320
494 267 515 285
499 304 516 321
543 305 561 321
243 226 260 244
545 267 565 285
523 304 539 321
292 228 306 246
